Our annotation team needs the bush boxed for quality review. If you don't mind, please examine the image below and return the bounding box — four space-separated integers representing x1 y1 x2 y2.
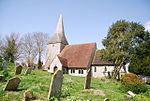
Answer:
129 56 150 76
121 73 148 94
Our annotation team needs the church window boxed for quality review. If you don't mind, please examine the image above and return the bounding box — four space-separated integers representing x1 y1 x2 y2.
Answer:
81 70 83 74
54 66 58 72
79 69 83 74
94 67 96 72
71 69 75 73
104 66 107 71
71 69 73 73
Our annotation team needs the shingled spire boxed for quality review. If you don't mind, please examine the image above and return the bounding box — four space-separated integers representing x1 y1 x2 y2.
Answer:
48 15 68 45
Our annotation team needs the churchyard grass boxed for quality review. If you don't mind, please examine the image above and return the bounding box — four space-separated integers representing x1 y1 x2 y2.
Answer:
0 62 150 100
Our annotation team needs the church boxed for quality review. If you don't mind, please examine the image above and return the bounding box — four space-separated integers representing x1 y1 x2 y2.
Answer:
45 15 128 78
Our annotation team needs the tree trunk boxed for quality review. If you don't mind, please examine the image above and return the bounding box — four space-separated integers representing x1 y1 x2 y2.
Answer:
37 52 42 69
112 58 125 79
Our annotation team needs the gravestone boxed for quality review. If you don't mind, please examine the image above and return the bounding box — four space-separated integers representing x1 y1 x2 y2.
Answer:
15 65 23 75
48 70 63 99
4 77 21 91
25 68 32 75
24 90 33 101
127 91 136 97
0 75 5 82
2 61 8 69
84 68 92 89
103 98 110 101
107 71 111 79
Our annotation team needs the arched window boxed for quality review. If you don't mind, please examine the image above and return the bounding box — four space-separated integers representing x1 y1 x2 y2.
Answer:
81 69 83 74
79 69 84 74
94 67 96 72
54 66 58 72
71 69 75 73
105 66 107 71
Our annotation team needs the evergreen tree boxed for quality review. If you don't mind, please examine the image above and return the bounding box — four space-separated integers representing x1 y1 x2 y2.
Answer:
129 38 150 76
100 20 149 79
1 33 21 63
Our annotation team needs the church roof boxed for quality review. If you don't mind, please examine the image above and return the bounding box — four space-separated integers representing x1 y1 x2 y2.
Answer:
92 50 114 66
48 15 68 45
59 43 96 68
57 55 68 67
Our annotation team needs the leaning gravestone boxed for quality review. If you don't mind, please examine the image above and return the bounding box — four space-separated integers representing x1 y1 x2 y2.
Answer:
25 68 32 75
15 65 23 75
48 70 63 99
84 68 92 89
4 77 21 91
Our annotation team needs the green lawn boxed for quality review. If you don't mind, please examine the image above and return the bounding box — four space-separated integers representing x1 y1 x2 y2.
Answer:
0 62 150 101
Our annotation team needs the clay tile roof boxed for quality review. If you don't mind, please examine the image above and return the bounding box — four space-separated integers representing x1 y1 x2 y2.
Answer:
92 50 114 66
57 56 68 67
59 43 96 68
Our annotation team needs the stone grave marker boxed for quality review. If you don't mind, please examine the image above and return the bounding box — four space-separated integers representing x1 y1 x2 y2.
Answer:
0 75 5 82
15 65 23 75
25 68 32 75
84 68 92 89
127 91 136 97
4 77 21 91
107 71 111 79
48 70 63 99
103 98 110 101
2 61 8 69
24 90 33 101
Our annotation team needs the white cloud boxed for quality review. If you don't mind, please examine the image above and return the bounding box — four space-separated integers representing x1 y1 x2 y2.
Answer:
144 21 150 32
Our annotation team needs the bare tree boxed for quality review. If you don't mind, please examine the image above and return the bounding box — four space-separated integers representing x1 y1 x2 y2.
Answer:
1 32 21 63
33 32 49 69
21 33 37 67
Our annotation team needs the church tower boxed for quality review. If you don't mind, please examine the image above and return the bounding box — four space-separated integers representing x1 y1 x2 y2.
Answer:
45 15 68 68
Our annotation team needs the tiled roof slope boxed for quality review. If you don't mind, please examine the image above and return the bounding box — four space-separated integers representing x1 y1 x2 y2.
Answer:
92 50 114 66
59 43 96 68
57 55 68 67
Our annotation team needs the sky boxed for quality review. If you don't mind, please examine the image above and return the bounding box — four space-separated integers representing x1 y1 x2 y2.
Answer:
0 0 150 49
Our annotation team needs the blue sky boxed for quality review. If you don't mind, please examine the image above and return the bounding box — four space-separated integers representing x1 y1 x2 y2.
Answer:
0 0 150 48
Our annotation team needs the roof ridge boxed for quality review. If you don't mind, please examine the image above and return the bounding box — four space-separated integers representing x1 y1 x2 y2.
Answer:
66 42 96 46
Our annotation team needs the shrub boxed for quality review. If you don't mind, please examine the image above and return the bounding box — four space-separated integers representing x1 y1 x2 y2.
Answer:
121 73 148 94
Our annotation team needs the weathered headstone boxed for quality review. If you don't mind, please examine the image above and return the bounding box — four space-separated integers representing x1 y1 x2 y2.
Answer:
4 77 21 91
25 68 32 75
103 98 110 101
84 68 92 89
48 70 63 99
2 61 8 69
127 91 136 97
107 71 111 79
24 90 33 101
15 65 23 75
0 75 5 82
